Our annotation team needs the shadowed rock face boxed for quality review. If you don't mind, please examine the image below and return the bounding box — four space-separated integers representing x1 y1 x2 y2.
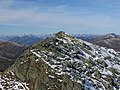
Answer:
0 31 120 90
91 33 120 52
0 41 26 72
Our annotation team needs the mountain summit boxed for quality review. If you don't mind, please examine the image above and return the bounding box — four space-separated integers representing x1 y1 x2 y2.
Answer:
0 31 120 90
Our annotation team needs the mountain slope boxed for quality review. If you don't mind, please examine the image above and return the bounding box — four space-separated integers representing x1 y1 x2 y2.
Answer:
0 41 26 72
91 33 120 52
0 31 120 90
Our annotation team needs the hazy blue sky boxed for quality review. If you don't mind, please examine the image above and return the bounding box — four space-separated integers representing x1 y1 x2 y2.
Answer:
0 0 120 35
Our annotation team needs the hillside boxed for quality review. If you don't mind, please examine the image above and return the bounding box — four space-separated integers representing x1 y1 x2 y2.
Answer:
92 33 120 52
0 31 120 90
0 41 26 72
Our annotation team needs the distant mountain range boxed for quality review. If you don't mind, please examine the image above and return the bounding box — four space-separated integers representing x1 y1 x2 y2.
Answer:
0 34 54 46
8 35 43 46
73 34 97 42
0 33 119 44
0 33 120 52
0 31 119 90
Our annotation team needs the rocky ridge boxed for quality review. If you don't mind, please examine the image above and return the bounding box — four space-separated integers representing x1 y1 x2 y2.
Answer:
0 31 120 90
